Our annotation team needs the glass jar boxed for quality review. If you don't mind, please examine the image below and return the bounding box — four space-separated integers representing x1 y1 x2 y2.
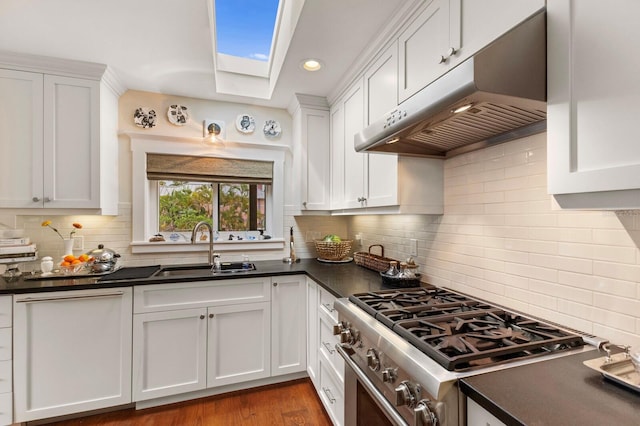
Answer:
385 261 399 276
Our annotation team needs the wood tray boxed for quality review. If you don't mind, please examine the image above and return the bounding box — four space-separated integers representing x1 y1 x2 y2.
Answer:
354 244 398 272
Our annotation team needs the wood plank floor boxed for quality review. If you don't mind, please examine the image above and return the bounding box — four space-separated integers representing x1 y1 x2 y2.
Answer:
46 379 332 426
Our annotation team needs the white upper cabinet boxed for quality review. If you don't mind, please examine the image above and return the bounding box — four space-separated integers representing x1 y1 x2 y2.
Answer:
398 0 461 103
0 69 43 209
290 95 331 212
0 52 120 214
331 44 444 215
547 0 640 209
398 0 544 104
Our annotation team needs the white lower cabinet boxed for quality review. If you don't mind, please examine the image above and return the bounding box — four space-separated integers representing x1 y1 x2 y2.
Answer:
133 276 305 403
207 302 271 387
133 308 207 401
271 275 307 376
13 288 133 422
0 297 11 426
309 283 345 425
466 397 506 426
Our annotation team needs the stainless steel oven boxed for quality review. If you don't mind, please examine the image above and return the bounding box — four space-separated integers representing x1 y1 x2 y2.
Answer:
334 287 598 426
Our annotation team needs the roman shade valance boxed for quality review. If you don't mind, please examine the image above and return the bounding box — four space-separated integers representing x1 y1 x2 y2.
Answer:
146 153 273 184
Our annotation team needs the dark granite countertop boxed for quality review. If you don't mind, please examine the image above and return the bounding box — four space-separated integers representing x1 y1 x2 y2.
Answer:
5 258 638 425
460 348 640 426
0 258 396 297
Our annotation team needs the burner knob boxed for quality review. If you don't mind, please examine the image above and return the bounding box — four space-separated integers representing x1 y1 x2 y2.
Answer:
395 381 417 408
366 348 380 371
414 400 438 426
332 322 345 336
382 367 397 383
339 328 352 344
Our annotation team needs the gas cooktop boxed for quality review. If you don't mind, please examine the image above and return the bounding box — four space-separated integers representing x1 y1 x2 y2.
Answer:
348 287 585 372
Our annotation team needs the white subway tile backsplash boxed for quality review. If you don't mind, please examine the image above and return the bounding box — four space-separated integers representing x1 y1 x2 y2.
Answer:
350 133 640 344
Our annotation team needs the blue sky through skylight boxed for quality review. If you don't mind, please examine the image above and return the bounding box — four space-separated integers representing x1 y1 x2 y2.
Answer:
215 0 280 62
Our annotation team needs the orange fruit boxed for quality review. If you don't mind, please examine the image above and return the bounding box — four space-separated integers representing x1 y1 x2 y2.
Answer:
64 254 76 263
60 261 71 267
71 259 81 265
78 254 89 262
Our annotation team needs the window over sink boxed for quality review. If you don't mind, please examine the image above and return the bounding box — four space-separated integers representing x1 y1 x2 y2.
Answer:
126 133 286 254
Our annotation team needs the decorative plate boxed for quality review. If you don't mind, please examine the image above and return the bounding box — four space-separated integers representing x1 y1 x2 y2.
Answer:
235 114 256 134
167 104 190 126
263 120 281 137
134 107 157 129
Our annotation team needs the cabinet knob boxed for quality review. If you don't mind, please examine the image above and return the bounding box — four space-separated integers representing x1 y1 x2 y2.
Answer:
438 55 447 64
44 197 51 203
32 197 40 202
200 315 205 320
302 201 307 207
447 47 457 57
209 313 214 318
273 282 278 287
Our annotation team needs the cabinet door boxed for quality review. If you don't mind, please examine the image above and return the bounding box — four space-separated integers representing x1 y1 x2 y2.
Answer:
133 308 207 401
548 0 640 206
342 79 367 209
13 288 132 422
0 69 43 208
306 279 320 388
364 43 400 208
398 0 461 102
330 103 345 209
43 75 100 209
271 275 307 376
301 108 331 210
207 302 271 387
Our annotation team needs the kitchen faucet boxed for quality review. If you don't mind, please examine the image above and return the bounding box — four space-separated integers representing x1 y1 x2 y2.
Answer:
190 221 218 268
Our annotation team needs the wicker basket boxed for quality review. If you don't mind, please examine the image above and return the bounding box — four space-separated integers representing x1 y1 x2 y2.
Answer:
354 244 398 272
314 240 353 261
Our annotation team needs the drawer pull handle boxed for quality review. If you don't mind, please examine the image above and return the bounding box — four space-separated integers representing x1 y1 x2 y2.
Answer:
322 387 336 404
322 341 336 354
322 303 335 313
16 291 124 303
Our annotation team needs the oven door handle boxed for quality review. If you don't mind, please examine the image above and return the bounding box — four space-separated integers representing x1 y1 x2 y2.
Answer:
336 344 409 426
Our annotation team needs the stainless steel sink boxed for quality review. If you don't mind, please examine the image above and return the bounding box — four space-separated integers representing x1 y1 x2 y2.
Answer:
155 262 256 277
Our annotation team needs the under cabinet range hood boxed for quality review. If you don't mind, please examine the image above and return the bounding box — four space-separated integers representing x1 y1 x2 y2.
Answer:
355 11 547 158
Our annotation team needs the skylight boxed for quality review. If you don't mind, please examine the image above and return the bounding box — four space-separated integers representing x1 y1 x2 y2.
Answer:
209 0 302 99
215 0 280 62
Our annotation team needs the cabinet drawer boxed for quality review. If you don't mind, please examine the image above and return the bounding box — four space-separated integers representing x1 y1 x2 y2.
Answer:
319 312 344 382
0 297 10 328
134 278 271 313
319 287 338 321
0 361 11 394
0 329 11 361
0 392 11 426
319 354 344 426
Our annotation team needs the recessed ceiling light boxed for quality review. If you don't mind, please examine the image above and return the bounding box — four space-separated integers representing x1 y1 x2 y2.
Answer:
301 59 322 71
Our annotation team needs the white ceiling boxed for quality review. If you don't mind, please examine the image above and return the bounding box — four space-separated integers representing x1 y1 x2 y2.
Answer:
0 0 406 109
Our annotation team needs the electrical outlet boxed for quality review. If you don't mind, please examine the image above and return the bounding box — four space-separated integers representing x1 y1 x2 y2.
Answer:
355 233 362 243
409 238 418 256
72 236 84 251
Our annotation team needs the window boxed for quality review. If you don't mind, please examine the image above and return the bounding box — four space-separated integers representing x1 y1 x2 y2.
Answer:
128 133 286 254
158 181 267 234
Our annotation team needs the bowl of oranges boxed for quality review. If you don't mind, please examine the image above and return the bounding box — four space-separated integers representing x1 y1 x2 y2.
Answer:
59 253 92 275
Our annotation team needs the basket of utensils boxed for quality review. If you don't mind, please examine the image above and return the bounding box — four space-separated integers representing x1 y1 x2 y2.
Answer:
314 239 353 261
354 244 397 272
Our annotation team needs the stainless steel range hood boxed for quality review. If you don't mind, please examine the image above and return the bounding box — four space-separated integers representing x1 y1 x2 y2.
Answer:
355 11 546 158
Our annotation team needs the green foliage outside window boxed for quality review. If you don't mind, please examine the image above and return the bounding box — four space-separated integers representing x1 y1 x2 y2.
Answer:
158 181 266 233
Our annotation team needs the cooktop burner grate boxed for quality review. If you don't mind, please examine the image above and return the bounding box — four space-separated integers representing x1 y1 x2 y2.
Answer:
349 287 585 371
